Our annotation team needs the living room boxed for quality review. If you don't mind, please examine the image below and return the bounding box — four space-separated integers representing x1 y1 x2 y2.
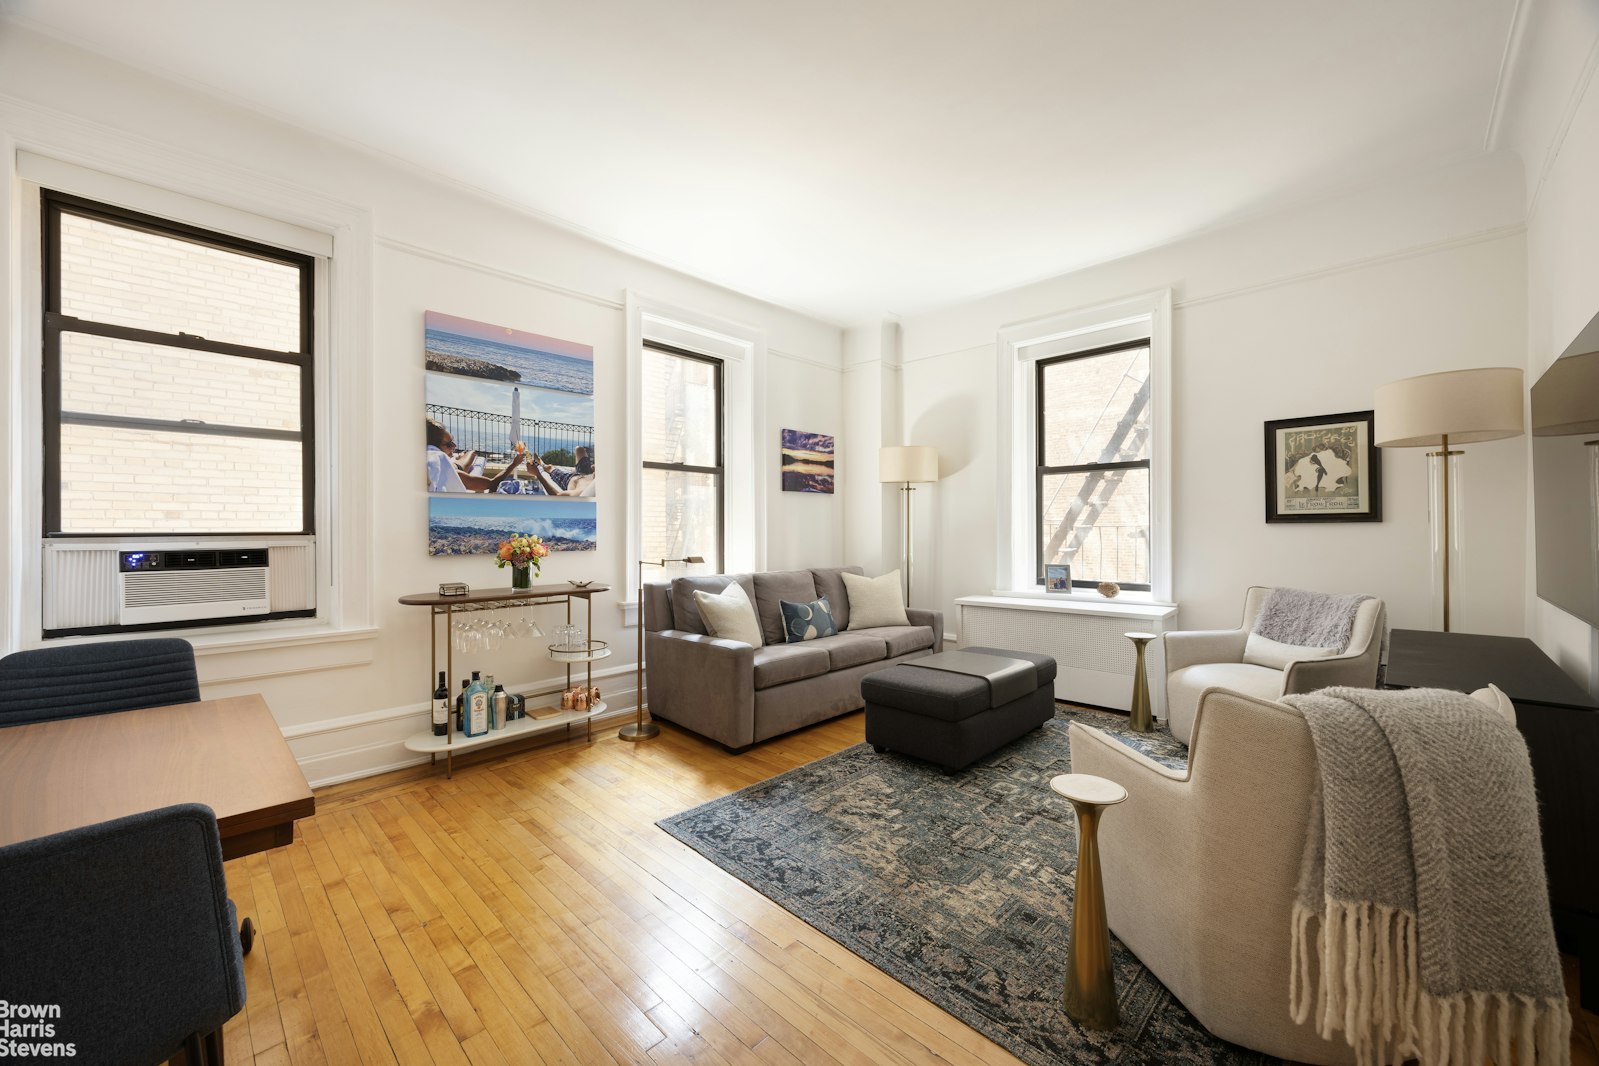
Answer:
0 1 1596 1064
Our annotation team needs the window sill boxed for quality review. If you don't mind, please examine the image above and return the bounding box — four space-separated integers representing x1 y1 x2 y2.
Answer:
958 593 1178 622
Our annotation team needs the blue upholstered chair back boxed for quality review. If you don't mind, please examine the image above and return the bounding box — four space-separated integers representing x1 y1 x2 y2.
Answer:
0 637 200 726
0 803 247 1066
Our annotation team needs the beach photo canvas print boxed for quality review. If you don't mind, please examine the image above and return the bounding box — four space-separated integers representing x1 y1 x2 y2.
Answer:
780 429 835 493
429 495 597 556
424 371 596 498
425 310 594 395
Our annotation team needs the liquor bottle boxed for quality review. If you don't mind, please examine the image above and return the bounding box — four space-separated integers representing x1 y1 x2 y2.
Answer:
455 679 469 732
493 685 508 730
432 671 449 737
465 673 490 737
484 674 497 730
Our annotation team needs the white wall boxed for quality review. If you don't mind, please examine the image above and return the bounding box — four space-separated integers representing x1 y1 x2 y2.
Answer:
883 155 1530 641
1500 0 1599 694
0 26 845 782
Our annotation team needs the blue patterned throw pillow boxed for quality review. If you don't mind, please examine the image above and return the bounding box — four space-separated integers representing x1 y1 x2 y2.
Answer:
780 596 838 642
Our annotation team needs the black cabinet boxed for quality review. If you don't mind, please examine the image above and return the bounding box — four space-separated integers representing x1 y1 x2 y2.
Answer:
1385 628 1598 1010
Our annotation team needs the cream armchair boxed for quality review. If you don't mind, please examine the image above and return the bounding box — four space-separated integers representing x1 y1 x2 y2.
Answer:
1162 586 1384 745
1066 686 1513 1065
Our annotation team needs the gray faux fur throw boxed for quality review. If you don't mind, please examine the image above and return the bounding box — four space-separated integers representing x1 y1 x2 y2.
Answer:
1255 587 1370 648
1282 686 1570 1066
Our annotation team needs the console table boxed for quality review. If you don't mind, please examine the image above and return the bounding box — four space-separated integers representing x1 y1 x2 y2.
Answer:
399 581 611 777
1385 628 1598 1010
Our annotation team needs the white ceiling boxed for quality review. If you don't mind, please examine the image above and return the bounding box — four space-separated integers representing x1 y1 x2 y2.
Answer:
3 0 1518 325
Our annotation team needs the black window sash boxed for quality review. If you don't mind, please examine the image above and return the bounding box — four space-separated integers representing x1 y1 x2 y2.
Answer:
40 190 316 537
642 341 725 573
1034 337 1152 590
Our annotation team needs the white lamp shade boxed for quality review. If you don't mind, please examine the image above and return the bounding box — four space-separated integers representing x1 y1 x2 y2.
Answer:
879 445 939 483
1374 367 1525 448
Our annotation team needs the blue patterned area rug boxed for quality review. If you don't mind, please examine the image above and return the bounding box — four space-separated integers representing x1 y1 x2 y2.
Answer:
656 707 1279 1066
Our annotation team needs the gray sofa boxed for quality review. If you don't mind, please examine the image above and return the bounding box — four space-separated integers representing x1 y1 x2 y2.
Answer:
643 566 944 751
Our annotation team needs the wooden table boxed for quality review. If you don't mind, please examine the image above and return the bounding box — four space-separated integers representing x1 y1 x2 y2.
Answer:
0 694 315 860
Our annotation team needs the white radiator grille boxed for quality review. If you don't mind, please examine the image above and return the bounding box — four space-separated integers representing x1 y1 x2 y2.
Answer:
960 602 1173 716
42 548 120 630
268 543 314 611
123 568 268 607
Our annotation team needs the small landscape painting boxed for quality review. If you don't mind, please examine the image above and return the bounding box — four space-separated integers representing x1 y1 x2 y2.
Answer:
780 429 835 494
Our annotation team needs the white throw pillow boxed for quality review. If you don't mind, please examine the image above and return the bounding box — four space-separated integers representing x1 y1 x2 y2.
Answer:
842 570 911 629
1241 632 1340 671
693 582 763 647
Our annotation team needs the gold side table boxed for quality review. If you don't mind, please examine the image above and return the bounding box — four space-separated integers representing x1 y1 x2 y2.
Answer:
1050 772 1129 1030
1125 631 1157 733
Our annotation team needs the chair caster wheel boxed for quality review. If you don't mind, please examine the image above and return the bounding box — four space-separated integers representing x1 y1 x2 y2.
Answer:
240 916 255 955
872 744 887 753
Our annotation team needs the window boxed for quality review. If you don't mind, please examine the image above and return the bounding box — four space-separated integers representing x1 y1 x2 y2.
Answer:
640 341 723 573
42 191 315 536
1036 338 1151 590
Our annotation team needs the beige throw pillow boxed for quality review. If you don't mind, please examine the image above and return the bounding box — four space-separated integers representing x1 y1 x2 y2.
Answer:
692 582 763 647
843 569 911 629
1241 632 1340 671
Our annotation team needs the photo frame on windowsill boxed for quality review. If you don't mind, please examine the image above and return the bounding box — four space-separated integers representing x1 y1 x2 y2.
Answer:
1045 564 1073 593
1264 410 1382 523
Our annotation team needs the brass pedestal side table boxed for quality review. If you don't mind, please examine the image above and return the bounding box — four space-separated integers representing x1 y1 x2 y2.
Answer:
1124 632 1157 733
1050 772 1129 1030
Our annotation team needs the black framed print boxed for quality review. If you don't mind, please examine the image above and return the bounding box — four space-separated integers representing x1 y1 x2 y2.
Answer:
1264 410 1382 523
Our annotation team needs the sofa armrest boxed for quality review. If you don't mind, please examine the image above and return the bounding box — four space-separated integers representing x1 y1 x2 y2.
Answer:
906 608 944 652
1281 644 1380 694
645 629 757 748
1162 628 1247 674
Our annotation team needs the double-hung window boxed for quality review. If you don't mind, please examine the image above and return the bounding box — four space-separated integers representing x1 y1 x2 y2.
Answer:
42 191 315 536
1036 338 1152 590
640 341 723 573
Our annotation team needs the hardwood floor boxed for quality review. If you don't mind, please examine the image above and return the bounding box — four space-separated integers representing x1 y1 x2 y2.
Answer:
206 711 1597 1066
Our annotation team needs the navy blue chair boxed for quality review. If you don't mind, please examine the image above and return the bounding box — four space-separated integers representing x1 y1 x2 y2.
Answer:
0 804 247 1065
0 637 200 726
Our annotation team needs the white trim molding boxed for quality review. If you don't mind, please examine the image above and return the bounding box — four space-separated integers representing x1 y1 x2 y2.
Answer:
624 290 768 620
994 288 1174 602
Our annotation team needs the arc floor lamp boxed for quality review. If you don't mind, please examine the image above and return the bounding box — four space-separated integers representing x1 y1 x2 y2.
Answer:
1374 366 1523 632
624 555 703 742
879 445 939 606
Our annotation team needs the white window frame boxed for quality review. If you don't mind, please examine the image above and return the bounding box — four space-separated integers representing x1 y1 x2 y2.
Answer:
994 289 1173 603
624 290 767 624
0 107 376 672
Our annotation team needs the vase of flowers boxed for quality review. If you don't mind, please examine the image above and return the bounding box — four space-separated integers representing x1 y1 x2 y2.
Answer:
496 533 549 590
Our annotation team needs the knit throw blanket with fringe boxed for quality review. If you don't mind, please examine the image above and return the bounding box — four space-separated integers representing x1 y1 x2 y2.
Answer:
1280 686 1570 1066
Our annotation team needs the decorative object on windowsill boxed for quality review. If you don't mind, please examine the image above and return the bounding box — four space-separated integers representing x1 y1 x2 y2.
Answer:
438 582 470 597
1264 410 1383 523
495 533 549 589
1045 564 1072 594
781 428 836 493
630 555 705 742
879 445 940 606
1375 367 1524 632
1097 581 1120 599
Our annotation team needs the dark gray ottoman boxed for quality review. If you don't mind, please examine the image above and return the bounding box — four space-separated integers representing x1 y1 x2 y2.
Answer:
860 646 1056 772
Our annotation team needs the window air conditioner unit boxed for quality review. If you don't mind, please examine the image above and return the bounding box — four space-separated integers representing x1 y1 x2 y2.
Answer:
118 548 272 626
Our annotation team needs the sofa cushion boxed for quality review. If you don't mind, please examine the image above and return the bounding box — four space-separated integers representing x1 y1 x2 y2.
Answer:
847 625 935 658
809 566 865 630
843 570 910 629
807 633 888 671
1169 662 1287 732
691 582 763 647
780 596 838 643
752 644 831 689
671 573 756 634
753 570 820 645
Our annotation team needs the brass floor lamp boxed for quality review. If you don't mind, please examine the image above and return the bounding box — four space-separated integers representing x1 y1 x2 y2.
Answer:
1375 367 1523 632
879 445 939 606
624 555 703 742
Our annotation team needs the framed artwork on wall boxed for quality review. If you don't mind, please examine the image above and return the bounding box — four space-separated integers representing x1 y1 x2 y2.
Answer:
1264 410 1382 523
780 429 835 493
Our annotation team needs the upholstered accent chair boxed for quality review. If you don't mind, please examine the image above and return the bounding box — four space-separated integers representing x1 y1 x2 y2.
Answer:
0 803 248 1065
1067 685 1513 1065
0 637 200 727
1162 587 1384 745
